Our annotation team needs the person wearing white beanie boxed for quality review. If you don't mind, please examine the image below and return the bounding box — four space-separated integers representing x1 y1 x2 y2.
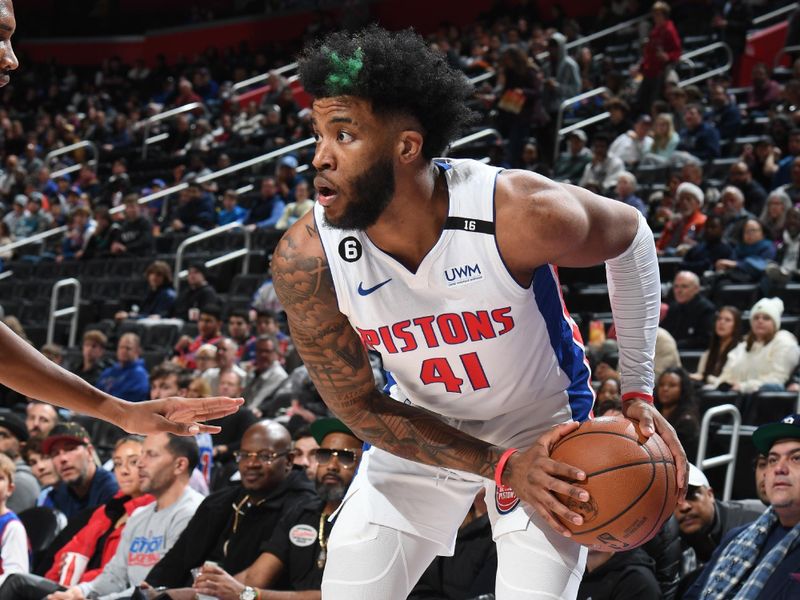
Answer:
707 297 800 393
656 181 707 255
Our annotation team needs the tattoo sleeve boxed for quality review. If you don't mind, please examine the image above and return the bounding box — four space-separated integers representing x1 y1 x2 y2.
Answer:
271 221 504 480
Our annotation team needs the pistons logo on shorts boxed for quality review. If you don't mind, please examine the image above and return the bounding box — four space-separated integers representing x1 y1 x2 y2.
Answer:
495 484 519 514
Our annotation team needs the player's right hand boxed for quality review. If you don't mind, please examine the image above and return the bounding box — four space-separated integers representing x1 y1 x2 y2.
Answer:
504 421 590 537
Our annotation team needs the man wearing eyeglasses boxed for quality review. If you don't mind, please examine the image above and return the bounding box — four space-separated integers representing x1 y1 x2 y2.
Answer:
143 420 315 592
192 418 362 600
674 464 763 585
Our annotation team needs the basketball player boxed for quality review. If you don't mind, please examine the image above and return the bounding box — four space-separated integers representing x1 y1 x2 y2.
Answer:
271 27 687 599
0 1 241 435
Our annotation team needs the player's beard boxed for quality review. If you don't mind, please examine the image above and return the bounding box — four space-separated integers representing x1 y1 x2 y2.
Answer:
323 153 395 231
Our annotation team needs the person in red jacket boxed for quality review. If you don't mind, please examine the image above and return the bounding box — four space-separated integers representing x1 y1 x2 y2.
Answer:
635 2 682 114
0 436 155 598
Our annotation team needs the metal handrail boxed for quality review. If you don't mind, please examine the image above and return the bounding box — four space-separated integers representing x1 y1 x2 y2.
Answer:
173 222 251 294
553 87 609 163
47 278 81 347
775 44 800 69
444 128 502 155
140 101 209 159
677 42 733 89
696 404 741 502
566 14 646 51
752 2 798 27
468 71 495 86
46 141 99 180
231 62 299 95
0 226 67 257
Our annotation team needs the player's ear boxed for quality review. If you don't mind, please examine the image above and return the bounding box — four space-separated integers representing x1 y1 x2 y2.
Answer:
397 129 424 164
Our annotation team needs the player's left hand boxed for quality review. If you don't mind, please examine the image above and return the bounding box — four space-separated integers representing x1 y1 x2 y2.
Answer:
116 396 243 436
193 563 245 600
623 398 688 502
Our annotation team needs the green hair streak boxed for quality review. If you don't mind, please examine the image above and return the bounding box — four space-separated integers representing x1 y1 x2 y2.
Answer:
324 47 364 94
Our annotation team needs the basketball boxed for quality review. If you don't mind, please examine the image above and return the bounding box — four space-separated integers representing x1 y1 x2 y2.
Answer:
549 416 679 552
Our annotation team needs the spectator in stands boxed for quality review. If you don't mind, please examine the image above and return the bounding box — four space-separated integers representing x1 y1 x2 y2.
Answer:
201 337 247 395
663 271 716 350
754 453 769 506
292 426 319 482
684 413 800 599
678 104 721 162
693 306 743 385
711 0 752 66
680 215 734 276
518 138 551 177
713 218 775 285
609 114 653 167
217 189 247 226
707 298 800 394
718 186 753 245
244 177 285 231
70 329 111 386
42 422 119 520
747 63 782 115
0 454 29 587
708 82 742 142
553 129 592 184
772 129 800 188
227 309 256 362
778 156 800 206
657 182 707 255
110 195 152 257
0 411 37 513
14 193 52 238
763 206 800 287
22 438 58 504
144 421 315 590
675 464 763 584
759 190 793 242
173 304 223 370
45 433 203 600
542 32 581 119
2 195 25 237
25 400 59 440
168 182 216 234
578 544 660 599
40 343 65 366
642 112 680 166
80 206 120 261
634 1 681 114
741 137 780 192
243 336 288 413
727 161 767 217
0 436 152 597
604 97 633 141
58 206 93 262
656 367 700 463
578 132 625 194
614 171 647 217
276 178 314 230
115 260 176 321
173 263 220 322
194 419 363 600
206 369 257 464
96 332 150 402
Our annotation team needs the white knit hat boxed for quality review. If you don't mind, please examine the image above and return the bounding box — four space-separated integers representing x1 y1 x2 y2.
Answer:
676 182 704 207
750 297 784 330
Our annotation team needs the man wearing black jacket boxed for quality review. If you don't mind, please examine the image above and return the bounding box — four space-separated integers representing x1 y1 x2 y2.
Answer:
172 263 220 322
112 195 153 257
661 271 716 350
144 420 315 589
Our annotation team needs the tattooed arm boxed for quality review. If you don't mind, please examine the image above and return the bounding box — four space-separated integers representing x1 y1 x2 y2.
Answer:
272 212 588 536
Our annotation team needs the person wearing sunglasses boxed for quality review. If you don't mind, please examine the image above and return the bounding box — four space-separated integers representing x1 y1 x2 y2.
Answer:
674 464 763 587
142 420 316 594
192 418 363 600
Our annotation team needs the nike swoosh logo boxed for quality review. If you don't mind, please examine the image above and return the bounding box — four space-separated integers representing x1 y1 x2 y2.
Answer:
358 278 392 296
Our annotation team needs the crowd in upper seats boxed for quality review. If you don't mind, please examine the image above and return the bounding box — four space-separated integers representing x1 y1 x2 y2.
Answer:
0 0 797 598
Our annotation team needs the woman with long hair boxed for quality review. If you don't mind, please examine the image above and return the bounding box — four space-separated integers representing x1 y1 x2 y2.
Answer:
759 189 792 242
693 306 743 383
708 297 800 393
655 366 700 463
642 112 680 164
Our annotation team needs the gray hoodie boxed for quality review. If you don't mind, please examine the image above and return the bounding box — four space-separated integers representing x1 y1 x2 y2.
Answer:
544 32 581 114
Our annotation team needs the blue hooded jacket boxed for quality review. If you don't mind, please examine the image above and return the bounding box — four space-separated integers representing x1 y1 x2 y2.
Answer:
96 358 150 402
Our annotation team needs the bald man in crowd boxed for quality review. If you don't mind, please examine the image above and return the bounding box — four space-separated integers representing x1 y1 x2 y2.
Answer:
661 271 717 350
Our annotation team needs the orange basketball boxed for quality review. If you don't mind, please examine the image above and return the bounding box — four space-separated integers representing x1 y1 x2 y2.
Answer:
549 416 679 552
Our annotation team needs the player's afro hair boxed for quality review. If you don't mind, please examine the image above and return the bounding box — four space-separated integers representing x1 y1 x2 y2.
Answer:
299 26 477 159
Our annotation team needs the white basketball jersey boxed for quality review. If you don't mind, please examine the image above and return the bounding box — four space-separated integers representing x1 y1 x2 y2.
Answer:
314 158 594 447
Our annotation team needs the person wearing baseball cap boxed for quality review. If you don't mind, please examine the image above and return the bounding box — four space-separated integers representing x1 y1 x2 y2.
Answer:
42 422 119 520
0 410 40 513
554 129 592 184
684 415 800 599
673 463 762 580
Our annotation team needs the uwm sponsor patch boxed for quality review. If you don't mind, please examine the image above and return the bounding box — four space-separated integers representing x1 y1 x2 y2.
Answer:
444 263 483 287
495 484 519 514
